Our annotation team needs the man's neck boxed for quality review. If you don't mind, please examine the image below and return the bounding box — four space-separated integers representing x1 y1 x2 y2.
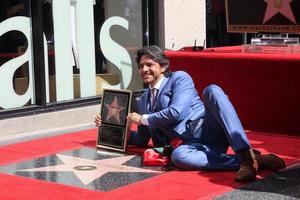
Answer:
150 75 164 89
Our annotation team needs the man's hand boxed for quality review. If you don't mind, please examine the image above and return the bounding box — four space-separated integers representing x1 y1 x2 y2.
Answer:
127 112 142 125
94 114 102 127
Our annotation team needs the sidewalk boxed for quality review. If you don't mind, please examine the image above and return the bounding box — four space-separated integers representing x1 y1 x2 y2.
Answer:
0 104 99 146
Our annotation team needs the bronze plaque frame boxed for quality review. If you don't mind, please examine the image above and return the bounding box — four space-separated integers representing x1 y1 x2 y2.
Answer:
97 89 132 152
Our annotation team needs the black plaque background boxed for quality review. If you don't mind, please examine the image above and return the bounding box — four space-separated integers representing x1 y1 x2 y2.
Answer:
97 89 132 152
98 125 125 149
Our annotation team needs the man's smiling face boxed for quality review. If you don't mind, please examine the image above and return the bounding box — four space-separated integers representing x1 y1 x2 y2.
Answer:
138 55 165 87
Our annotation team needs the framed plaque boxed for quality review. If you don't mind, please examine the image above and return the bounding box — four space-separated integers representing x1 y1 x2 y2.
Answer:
97 89 132 152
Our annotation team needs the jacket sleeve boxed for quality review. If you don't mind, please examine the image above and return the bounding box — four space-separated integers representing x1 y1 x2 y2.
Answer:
147 71 199 129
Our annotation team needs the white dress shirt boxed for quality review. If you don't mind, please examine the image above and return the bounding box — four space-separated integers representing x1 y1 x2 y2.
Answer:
140 75 164 126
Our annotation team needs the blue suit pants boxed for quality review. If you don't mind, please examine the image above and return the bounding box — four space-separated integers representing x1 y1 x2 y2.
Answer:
171 85 251 170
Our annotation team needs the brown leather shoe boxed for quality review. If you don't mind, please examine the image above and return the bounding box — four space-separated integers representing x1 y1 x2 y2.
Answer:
235 160 257 182
252 149 261 155
235 149 258 182
256 154 286 171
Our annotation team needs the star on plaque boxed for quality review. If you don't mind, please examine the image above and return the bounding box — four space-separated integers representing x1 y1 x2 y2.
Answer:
263 0 296 24
18 154 160 185
105 96 125 124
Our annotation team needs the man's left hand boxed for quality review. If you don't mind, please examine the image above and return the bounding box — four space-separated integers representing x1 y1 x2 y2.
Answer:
127 112 142 125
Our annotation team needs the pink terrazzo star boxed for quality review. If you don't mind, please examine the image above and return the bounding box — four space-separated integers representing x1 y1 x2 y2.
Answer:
19 154 160 185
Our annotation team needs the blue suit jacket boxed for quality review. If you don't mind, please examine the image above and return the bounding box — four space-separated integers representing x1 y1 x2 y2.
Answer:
136 71 205 145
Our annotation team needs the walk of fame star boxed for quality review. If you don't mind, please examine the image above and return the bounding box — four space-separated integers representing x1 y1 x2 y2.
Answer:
105 96 125 124
263 0 296 24
18 154 160 185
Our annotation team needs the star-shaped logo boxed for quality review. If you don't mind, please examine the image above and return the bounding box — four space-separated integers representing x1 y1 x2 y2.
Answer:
263 0 296 24
18 154 160 185
105 96 125 124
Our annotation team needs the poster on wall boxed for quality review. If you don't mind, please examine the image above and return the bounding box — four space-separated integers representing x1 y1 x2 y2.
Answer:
225 0 300 33
97 89 132 152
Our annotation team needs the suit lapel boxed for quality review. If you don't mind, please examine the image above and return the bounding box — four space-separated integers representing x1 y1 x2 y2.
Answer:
157 76 169 98
153 76 169 112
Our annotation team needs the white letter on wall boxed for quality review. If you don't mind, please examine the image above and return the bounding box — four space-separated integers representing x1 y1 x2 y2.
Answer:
52 0 96 100
52 0 74 101
100 16 132 89
0 17 34 109
75 0 96 97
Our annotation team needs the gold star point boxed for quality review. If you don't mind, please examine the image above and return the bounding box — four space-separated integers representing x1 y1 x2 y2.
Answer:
275 0 282 8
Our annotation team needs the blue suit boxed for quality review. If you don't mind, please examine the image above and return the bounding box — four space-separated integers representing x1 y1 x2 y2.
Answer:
128 71 251 170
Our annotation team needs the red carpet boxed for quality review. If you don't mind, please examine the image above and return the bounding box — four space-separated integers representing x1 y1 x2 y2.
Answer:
0 130 97 165
0 129 299 200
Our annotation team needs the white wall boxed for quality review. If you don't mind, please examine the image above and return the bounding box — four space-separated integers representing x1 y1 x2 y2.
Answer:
158 0 206 50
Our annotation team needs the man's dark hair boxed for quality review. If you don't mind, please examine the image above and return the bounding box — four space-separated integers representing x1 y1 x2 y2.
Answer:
136 45 171 76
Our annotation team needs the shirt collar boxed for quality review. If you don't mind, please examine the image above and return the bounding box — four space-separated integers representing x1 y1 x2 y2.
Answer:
149 75 164 90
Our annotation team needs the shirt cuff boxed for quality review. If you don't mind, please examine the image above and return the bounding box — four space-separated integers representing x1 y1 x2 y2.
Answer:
141 114 149 126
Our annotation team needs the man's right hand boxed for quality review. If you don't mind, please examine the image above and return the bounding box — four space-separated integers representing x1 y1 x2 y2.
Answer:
94 114 102 127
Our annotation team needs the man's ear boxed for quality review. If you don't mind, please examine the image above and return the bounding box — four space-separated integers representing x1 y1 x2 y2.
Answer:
161 66 166 73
